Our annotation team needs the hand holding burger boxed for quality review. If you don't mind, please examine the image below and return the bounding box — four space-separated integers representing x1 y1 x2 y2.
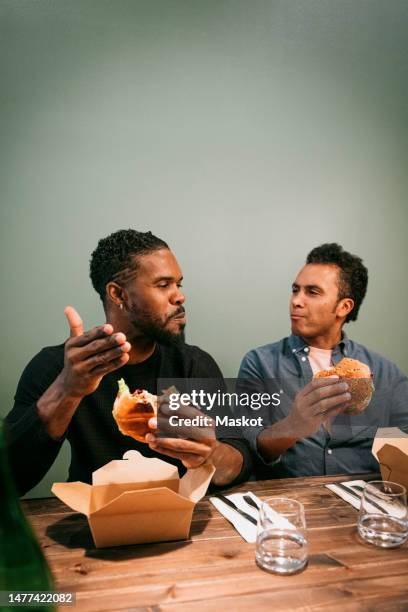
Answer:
314 357 374 415
112 380 217 469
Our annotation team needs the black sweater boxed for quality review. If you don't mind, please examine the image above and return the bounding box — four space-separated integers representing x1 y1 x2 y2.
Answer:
6 342 252 495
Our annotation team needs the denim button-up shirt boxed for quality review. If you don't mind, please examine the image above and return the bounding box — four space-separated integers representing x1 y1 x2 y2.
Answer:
237 332 408 478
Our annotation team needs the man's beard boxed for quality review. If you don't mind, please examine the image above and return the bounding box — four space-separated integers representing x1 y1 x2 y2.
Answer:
129 307 186 347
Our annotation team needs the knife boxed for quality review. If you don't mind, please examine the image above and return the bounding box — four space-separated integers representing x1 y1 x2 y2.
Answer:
335 482 388 514
214 494 258 525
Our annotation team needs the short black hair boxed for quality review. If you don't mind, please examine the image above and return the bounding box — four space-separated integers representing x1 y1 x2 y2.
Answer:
306 243 368 323
90 229 169 303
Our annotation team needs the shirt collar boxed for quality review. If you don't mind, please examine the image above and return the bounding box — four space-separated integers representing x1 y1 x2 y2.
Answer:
288 331 350 356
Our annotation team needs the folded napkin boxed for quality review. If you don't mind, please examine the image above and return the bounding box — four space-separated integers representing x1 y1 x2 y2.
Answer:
326 479 365 510
210 491 260 543
327 479 406 517
210 491 295 543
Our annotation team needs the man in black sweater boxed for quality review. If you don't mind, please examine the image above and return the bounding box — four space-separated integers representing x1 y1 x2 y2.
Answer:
6 229 250 495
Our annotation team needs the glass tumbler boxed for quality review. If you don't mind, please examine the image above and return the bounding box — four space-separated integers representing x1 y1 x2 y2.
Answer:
357 480 408 548
255 497 308 574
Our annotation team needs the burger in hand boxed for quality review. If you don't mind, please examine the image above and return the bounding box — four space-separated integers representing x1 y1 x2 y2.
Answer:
112 379 158 443
314 357 374 415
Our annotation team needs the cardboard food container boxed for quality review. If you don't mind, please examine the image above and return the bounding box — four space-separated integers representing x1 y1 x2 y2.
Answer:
372 427 408 491
51 450 215 548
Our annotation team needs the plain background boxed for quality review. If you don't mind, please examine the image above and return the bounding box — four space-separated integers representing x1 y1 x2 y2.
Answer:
1 0 407 498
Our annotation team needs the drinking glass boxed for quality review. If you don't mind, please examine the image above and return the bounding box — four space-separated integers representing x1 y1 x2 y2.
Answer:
255 497 308 574
357 480 408 548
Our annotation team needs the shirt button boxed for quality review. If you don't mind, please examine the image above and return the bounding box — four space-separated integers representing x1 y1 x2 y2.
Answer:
292 348 296 353
344 349 347 355
327 449 333 455
304 347 309 353
301 356 307 362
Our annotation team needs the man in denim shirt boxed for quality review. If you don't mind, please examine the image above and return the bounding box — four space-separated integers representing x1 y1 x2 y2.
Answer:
238 243 408 478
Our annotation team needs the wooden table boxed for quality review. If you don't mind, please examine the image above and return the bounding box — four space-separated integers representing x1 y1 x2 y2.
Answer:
24 473 408 611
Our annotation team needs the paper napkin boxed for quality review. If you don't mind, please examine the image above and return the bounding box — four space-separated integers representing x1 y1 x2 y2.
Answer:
327 479 406 518
326 479 365 510
210 491 260 543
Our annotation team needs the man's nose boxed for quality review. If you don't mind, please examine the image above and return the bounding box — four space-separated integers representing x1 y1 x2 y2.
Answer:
171 287 185 305
291 292 304 308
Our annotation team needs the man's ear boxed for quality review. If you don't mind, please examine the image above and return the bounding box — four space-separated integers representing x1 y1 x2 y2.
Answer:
106 281 128 308
336 297 354 319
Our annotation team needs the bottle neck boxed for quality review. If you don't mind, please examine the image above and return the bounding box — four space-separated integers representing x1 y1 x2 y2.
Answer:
0 420 22 507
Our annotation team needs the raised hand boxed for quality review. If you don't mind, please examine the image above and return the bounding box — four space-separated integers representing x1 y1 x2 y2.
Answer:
36 306 131 439
60 306 131 398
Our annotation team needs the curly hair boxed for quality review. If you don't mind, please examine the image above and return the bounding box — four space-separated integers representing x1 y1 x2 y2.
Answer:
90 229 168 303
306 243 368 323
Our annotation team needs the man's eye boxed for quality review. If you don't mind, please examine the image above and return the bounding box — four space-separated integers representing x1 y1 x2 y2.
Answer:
292 287 298 293
157 282 169 288
309 290 319 295
177 283 183 289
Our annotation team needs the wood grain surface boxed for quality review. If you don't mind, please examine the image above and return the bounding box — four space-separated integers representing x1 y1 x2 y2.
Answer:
23 473 408 611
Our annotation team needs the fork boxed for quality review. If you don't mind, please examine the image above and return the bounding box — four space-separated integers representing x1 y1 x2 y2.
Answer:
243 494 261 511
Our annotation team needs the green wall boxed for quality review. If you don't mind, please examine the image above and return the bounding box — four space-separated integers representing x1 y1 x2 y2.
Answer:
1 0 407 498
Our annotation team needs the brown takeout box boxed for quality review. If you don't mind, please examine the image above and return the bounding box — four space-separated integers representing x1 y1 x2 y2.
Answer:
52 450 215 548
372 427 408 491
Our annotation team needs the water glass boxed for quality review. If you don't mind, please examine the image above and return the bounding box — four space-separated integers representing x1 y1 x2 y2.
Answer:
255 497 308 574
357 480 408 548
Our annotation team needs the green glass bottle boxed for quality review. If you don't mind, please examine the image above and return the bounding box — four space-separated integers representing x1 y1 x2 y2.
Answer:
0 420 56 611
